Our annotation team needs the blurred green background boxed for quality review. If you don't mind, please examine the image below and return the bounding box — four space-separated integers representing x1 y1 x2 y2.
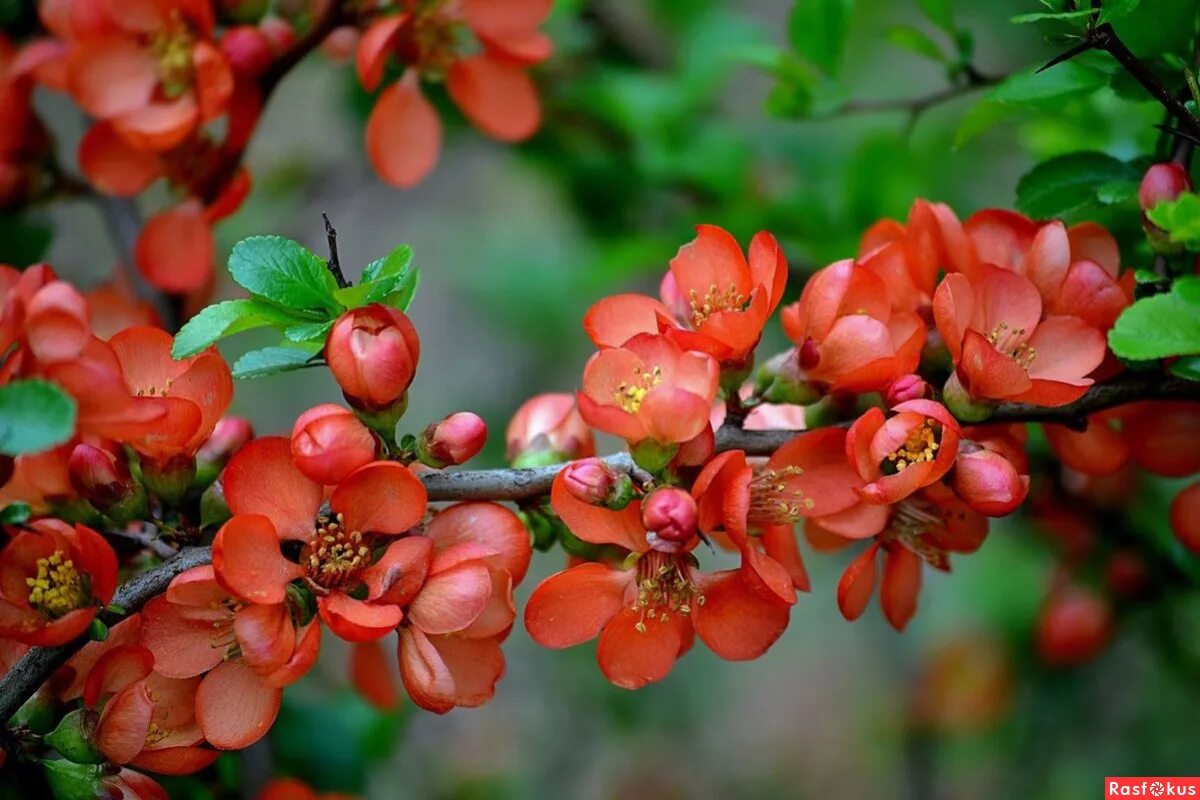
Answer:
17 0 1200 797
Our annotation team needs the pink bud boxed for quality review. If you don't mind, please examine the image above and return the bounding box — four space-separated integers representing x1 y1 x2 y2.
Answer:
952 446 1028 517
219 26 275 77
563 458 619 506
258 17 295 51
641 487 698 544
68 444 141 514
419 412 487 468
326 304 420 411
291 404 378 485
197 416 254 465
885 374 932 406
1139 163 1192 212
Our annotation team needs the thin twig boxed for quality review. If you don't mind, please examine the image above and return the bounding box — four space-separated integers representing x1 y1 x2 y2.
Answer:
321 213 350 289
1092 23 1200 139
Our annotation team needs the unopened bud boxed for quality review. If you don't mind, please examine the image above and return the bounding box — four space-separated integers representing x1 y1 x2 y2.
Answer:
641 487 698 547
139 454 197 506
755 350 821 406
291 404 378 484
563 458 634 510
885 374 932 406
952 445 1028 517
219 26 275 77
68 445 146 523
326 304 420 412
44 708 103 765
1035 584 1112 667
1138 163 1191 212
417 412 487 468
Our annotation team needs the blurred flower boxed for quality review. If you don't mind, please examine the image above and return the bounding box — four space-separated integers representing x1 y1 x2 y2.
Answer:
910 634 1013 733
1036 582 1112 667
1171 482 1200 556
506 392 594 466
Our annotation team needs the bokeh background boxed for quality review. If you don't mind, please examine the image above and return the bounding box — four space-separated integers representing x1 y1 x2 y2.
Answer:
15 0 1200 797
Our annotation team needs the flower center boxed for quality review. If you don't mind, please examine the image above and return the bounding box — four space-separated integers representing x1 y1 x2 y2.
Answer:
205 600 240 659
689 283 748 328
150 13 195 98
306 513 370 589
614 365 662 413
144 721 169 747
25 551 89 617
631 551 701 633
987 322 1036 369
884 498 950 569
134 377 174 397
748 466 814 525
882 419 940 473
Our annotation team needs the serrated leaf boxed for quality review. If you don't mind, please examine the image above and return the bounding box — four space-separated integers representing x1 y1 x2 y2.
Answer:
361 244 413 283
885 25 946 62
1109 282 1200 360
0 502 31 525
172 299 315 358
283 320 334 343
0 380 77 456
1146 193 1200 250
917 0 953 33
788 0 853 76
378 268 420 311
228 236 340 314
231 347 322 380
1171 355 1200 382
1015 152 1140 219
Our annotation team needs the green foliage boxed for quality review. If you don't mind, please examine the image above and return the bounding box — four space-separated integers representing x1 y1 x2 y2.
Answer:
0 502 31 525
916 0 954 33
1146 192 1200 249
42 760 103 800
788 0 853 75
0 214 52 267
172 236 419 372
1015 151 1140 219
1109 278 1200 361
0 380 77 456
885 25 946 63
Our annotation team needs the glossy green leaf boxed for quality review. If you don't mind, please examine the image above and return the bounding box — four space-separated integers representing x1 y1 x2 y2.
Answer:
231 347 321 380
1109 281 1200 361
1146 192 1200 250
1171 355 1200 382
228 236 341 314
172 298 314 358
0 380 77 456
1015 152 1140 219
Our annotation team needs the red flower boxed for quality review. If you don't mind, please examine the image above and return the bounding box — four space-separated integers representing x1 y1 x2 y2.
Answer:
584 226 788 367
214 437 427 642
82 644 216 773
781 260 924 393
86 283 162 338
1122 401 1200 477
326 304 420 411
358 0 552 187
1035 582 1112 667
858 199 974 313
1171 482 1200 556
524 471 793 689
934 264 1106 407
290 404 379 485
0 519 117 646
506 392 594 465
134 200 216 294
141 565 319 750
59 0 231 153
832 485 987 631
577 333 719 446
846 400 961 505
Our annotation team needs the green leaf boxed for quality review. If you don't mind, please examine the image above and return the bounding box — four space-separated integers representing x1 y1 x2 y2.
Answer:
376 267 420 311
334 245 419 309
916 0 953 33
1015 152 1140 219
955 100 1018 146
885 25 946 62
231 347 321 380
1109 281 1200 361
1010 8 1096 23
0 380 77 456
788 0 853 76
43 760 104 799
172 299 314 358
1176 276 1200 303
1171 355 1200 382
361 244 413 283
0 502 31 525
988 62 1109 107
283 320 334 343
1146 192 1200 250
227 236 341 314
1098 0 1141 24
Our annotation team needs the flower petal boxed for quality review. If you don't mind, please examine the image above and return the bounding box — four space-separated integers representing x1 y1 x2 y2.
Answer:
222 437 322 540
212 515 304 605
195 659 280 750
523 563 630 648
332 461 427 535
365 74 442 188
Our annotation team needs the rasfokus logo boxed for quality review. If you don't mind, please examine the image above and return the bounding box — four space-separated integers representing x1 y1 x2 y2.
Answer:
1106 778 1200 797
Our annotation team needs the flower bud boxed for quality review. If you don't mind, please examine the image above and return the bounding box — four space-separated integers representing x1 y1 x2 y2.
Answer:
219 26 275 77
641 487 698 545
44 708 102 765
259 16 295 50
754 349 821 406
506 393 594 468
68 444 146 523
1170 482 1200 556
941 372 994 423
326 304 420 411
291 404 378 484
952 445 1029 517
563 458 634 510
417 412 487 468
139 454 197 506
885 374 932 407
1138 163 1191 212
1035 584 1111 667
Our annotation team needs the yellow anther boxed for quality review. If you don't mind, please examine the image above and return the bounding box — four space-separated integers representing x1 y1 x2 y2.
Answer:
689 282 748 327
884 419 940 473
25 550 89 618
613 365 663 413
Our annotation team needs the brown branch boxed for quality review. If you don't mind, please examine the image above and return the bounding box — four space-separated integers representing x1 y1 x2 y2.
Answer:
828 71 1002 126
321 212 350 289
1092 24 1200 140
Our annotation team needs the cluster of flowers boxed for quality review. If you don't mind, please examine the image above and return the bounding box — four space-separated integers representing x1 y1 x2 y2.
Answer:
1 0 551 294
0 277 528 794
517 187 1200 687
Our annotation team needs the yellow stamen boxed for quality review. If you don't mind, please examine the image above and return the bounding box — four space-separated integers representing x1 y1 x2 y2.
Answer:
25 550 89 617
614 366 662 413
884 419 940 473
689 283 748 327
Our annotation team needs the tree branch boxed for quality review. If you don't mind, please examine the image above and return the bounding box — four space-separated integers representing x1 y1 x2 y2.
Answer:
321 212 350 289
1093 24 1200 140
3 375 1197 729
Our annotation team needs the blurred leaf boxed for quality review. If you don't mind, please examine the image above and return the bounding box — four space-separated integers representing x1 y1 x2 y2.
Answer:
1010 8 1095 23
788 0 853 75
228 236 341 314
1146 192 1200 249
1015 151 1139 218
1112 0 1194 60
955 100 1019 146
0 502 31 525
231 347 320 380
1172 355 1200 381
1098 0 1141 23
989 62 1109 107
917 0 954 33
0 214 52 266
0 380 76 456
172 299 311 358
1109 280 1200 360
886 25 946 62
